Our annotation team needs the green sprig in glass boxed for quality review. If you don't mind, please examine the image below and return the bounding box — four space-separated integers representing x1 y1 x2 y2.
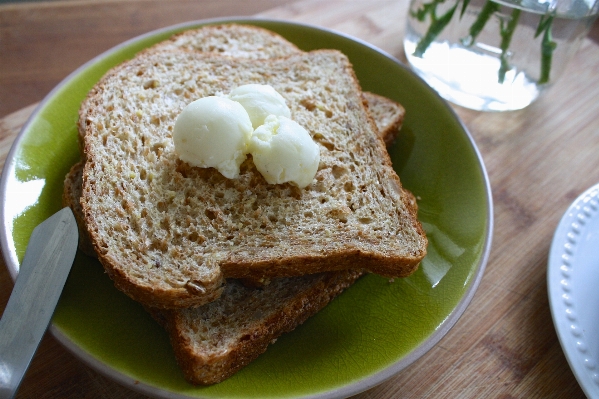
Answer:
410 0 557 84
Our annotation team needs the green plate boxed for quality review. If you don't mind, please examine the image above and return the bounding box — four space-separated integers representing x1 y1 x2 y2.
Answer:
0 18 492 399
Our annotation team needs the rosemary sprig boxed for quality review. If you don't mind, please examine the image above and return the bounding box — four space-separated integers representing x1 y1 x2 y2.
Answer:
535 14 557 84
412 0 459 57
412 0 557 85
498 8 521 83
460 0 471 18
461 0 500 46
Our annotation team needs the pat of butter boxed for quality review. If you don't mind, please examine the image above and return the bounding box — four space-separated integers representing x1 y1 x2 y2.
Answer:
249 115 320 189
173 96 253 179
229 84 291 129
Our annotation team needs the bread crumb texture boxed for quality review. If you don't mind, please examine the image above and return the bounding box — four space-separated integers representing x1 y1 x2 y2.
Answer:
80 50 426 308
148 24 301 59
158 270 363 385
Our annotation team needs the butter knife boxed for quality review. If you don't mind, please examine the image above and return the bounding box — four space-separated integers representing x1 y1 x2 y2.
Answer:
0 207 78 399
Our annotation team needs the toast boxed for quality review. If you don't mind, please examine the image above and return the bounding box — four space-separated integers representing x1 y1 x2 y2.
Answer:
64 168 417 386
145 24 405 145
78 49 426 309
147 270 363 385
71 24 408 306
145 23 302 59
75 25 403 152
363 92 405 145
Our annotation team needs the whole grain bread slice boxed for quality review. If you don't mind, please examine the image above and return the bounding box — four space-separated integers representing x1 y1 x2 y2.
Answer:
144 24 406 143
363 91 405 145
76 24 403 153
145 23 302 58
79 49 426 309
149 270 363 385
64 164 419 386
71 24 406 304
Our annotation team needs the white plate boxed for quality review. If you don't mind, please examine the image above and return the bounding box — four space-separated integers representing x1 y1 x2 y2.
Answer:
548 183 599 398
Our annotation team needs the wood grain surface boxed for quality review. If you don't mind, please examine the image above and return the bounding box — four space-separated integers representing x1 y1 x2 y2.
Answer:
1 0 599 398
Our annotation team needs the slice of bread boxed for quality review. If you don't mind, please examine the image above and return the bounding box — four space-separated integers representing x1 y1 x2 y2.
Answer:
76 24 403 153
64 165 418 386
78 49 426 309
145 24 302 59
64 165 363 385
144 24 406 143
363 92 405 145
148 270 363 385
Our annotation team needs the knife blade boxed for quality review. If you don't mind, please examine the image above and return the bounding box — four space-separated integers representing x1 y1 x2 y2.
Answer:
0 207 78 399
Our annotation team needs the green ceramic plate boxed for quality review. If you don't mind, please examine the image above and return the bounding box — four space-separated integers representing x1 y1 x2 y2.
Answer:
0 18 492 399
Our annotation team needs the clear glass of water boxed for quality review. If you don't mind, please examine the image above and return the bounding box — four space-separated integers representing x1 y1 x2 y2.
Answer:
404 0 599 111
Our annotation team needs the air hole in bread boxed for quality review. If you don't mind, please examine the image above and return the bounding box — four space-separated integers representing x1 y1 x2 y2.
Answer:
290 186 302 199
300 98 316 111
150 239 167 252
359 217 373 224
332 165 347 179
140 169 147 180
120 199 130 211
268 214 278 223
205 209 218 220
344 181 354 192
188 232 206 244
151 142 166 154
157 201 167 212
239 334 251 342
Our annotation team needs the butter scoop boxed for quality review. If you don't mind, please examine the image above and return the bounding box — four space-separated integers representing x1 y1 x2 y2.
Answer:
173 96 253 179
229 84 291 129
249 115 320 188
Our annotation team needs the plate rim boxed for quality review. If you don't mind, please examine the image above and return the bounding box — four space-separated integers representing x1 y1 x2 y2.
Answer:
0 16 493 399
548 182 599 398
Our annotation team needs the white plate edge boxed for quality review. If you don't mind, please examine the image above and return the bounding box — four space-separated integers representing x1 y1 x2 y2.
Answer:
548 182 599 399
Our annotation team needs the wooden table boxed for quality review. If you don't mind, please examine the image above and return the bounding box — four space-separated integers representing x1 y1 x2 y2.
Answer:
1 0 598 397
